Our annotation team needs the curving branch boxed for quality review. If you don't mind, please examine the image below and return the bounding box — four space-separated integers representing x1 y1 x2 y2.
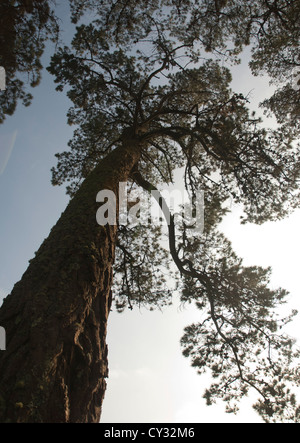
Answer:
131 168 295 417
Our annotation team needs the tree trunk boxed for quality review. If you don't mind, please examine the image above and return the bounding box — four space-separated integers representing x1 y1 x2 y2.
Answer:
0 135 141 423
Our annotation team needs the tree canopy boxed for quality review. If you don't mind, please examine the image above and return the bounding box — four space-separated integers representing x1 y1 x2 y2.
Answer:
0 0 294 423
45 0 300 422
0 0 58 123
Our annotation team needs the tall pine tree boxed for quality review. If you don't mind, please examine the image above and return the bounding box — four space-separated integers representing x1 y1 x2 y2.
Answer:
0 0 299 423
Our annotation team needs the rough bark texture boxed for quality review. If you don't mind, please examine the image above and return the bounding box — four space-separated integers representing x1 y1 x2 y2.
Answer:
0 135 141 423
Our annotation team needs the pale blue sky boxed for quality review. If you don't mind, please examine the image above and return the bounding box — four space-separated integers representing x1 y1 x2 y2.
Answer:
1 4 300 423
0 2 72 295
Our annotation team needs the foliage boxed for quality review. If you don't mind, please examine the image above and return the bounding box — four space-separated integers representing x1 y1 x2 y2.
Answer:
0 0 58 123
47 0 300 422
68 0 300 130
180 230 300 422
114 222 173 313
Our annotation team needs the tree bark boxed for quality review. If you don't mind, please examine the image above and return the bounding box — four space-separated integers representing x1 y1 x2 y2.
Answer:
0 135 141 423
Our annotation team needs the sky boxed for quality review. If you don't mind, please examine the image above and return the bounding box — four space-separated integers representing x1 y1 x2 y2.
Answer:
1 3 300 424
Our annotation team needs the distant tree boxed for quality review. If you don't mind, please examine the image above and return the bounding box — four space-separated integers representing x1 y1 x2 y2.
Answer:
0 0 58 123
0 0 300 423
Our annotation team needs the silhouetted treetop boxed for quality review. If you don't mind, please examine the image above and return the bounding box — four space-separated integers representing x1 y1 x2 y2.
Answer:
0 0 58 123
